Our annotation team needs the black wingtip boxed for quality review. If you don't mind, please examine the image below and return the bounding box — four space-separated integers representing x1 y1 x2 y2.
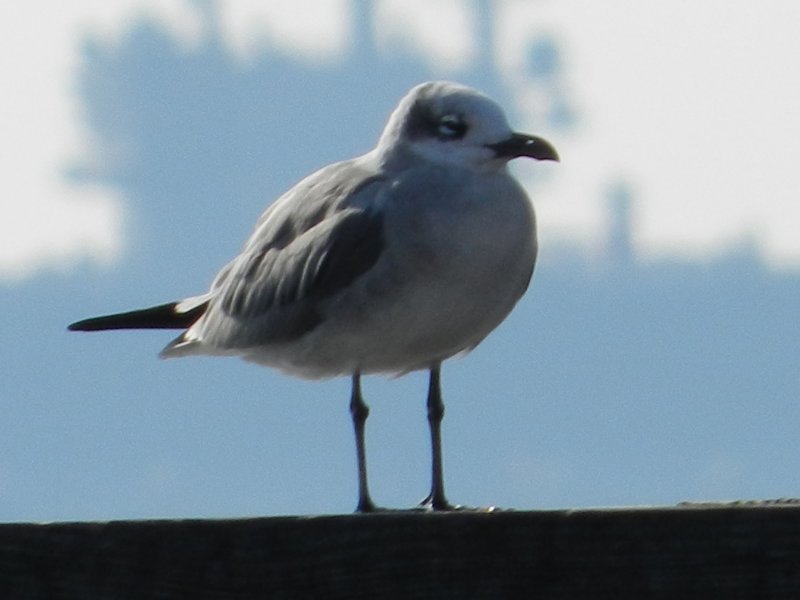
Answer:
68 316 123 332
67 301 208 332
67 319 93 332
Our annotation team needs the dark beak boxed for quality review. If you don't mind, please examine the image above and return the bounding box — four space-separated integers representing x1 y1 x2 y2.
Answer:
487 133 560 162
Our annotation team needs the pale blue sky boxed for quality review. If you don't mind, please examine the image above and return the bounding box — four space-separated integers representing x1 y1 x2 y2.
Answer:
1 2 799 521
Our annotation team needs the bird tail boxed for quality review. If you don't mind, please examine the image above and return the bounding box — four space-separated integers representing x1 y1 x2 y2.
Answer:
68 299 208 332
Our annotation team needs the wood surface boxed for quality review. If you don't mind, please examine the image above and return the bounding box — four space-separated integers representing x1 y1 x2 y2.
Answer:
1 503 799 599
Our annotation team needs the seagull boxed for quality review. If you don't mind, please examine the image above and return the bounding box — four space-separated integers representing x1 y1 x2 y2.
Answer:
69 81 559 512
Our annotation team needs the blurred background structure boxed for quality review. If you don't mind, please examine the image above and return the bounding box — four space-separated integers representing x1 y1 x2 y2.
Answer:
1 1 799 521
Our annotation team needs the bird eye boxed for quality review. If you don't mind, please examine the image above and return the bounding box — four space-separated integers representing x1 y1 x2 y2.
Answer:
436 114 467 140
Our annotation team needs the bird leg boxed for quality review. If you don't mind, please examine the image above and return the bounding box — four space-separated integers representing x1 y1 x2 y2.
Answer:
350 372 377 512
420 365 454 510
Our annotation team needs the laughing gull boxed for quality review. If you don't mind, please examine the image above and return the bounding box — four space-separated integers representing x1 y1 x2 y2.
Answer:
69 81 559 512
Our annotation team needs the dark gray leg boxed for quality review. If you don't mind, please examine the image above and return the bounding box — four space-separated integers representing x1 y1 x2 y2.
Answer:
420 365 454 510
350 372 376 512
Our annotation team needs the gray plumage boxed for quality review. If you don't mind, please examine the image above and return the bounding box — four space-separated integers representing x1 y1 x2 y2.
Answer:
69 81 559 511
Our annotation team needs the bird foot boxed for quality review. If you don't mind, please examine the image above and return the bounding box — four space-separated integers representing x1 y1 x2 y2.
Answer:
415 497 507 513
416 494 458 512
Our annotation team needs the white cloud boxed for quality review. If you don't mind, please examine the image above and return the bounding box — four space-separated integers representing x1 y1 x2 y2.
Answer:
4 1 800 283
502 1 800 268
0 186 123 281
74 0 204 50
373 0 477 72
0 0 356 283
215 0 352 64
0 2 203 283
1 6 113 281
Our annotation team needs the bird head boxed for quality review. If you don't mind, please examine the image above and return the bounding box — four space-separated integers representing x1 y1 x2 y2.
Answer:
376 81 559 171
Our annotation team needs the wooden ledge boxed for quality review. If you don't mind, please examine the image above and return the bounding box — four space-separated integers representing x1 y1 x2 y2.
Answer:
2 503 800 598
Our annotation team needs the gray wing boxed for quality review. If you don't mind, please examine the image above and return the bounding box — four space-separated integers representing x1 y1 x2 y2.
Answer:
204 161 387 342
